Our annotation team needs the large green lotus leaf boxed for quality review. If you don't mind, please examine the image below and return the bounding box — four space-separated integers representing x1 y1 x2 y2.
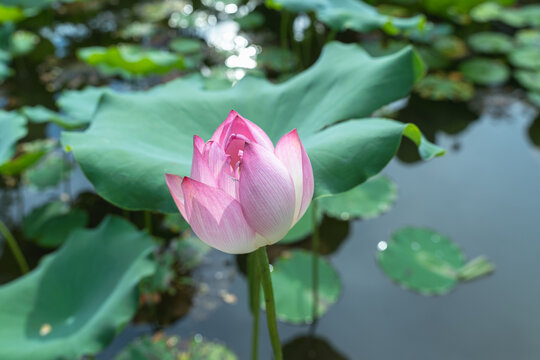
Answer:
265 249 341 324
377 227 465 295
23 201 87 248
0 216 155 360
62 42 443 212
77 45 185 78
319 175 397 220
266 0 424 33
0 110 26 165
459 58 510 86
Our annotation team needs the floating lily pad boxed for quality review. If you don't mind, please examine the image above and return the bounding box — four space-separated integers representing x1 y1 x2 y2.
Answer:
433 35 467 59
527 92 540 108
407 22 454 44
23 201 87 248
415 74 474 101
23 153 73 190
377 227 465 295
470 2 503 23
377 227 494 295
459 58 510 86
515 29 540 48
471 3 540 27
77 45 185 78
115 334 238 360
0 139 55 176
57 86 109 126
319 175 397 220
266 249 341 324
467 32 513 54
514 70 540 92
62 42 444 213
509 47 540 70
415 46 451 70
266 0 425 33
0 216 155 360
0 110 26 165
0 61 13 82
281 203 323 244
119 22 157 40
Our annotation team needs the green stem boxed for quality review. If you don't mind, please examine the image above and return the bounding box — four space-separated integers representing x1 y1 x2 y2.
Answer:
311 200 320 324
144 211 152 234
248 253 261 360
326 29 337 43
280 12 290 50
255 246 283 360
0 219 29 274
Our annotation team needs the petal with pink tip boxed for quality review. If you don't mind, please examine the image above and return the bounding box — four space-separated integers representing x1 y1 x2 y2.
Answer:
181 177 257 254
193 135 205 154
275 129 314 223
239 142 296 244
224 113 274 152
165 174 188 220
191 140 216 187
210 110 237 146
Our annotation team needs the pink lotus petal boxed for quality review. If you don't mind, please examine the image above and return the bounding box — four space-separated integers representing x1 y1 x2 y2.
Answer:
239 142 296 244
165 174 188 219
193 135 205 154
210 110 237 146
182 177 257 254
191 141 216 186
275 129 314 222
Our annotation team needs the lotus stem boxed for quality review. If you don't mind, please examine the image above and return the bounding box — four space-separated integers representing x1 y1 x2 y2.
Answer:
248 252 261 360
144 211 152 234
255 246 282 360
0 218 29 274
280 12 290 50
326 29 337 43
311 200 320 324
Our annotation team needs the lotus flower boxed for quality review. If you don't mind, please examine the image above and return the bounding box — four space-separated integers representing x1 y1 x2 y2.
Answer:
166 110 314 254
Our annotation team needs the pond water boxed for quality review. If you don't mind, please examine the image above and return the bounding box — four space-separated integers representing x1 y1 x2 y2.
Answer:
2 1 540 359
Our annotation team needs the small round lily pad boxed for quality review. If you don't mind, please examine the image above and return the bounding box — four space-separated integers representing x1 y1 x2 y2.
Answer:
168 38 203 55
515 29 540 48
509 47 540 70
319 175 397 220
414 74 474 101
433 35 468 59
265 249 341 324
114 334 238 360
377 227 465 295
459 58 510 86
514 70 540 92
467 32 513 54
